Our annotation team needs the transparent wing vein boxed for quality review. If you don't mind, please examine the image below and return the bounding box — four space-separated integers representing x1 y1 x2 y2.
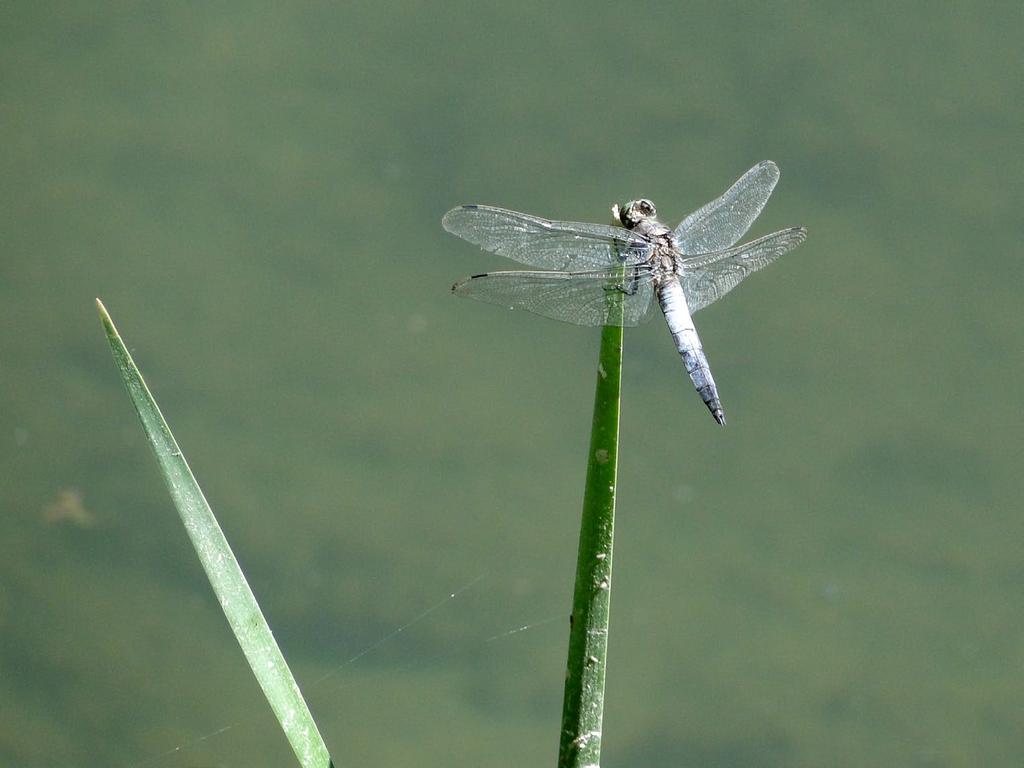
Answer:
674 160 780 255
680 227 807 312
451 266 657 327
442 204 652 271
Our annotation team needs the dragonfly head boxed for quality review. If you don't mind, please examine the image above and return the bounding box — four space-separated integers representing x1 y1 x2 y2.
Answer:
613 198 657 229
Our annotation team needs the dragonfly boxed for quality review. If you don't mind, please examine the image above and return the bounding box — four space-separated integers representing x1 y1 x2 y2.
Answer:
442 161 807 425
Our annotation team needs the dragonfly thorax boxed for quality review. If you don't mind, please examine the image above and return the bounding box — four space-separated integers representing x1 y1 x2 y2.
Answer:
614 199 676 255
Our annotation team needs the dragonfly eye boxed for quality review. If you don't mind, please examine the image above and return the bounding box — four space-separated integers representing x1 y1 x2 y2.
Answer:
637 199 656 217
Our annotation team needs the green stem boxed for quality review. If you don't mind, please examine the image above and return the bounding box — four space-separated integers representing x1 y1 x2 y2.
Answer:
557 319 623 768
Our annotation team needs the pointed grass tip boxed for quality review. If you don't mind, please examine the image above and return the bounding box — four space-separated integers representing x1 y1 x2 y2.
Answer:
95 298 113 325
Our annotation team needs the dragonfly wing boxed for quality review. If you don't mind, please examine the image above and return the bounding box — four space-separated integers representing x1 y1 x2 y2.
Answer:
452 266 657 327
674 161 780 255
680 227 807 313
442 204 652 271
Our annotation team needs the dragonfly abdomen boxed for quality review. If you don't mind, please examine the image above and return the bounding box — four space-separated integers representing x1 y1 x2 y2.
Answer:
657 279 726 425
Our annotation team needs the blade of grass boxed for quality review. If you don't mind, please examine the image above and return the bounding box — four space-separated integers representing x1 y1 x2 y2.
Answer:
557 307 623 766
96 299 332 768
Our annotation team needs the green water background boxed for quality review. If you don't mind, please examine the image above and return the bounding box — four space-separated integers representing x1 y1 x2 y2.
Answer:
2 3 1021 766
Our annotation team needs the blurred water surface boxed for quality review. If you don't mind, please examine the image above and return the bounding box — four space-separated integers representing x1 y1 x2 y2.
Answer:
1 2 1021 766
